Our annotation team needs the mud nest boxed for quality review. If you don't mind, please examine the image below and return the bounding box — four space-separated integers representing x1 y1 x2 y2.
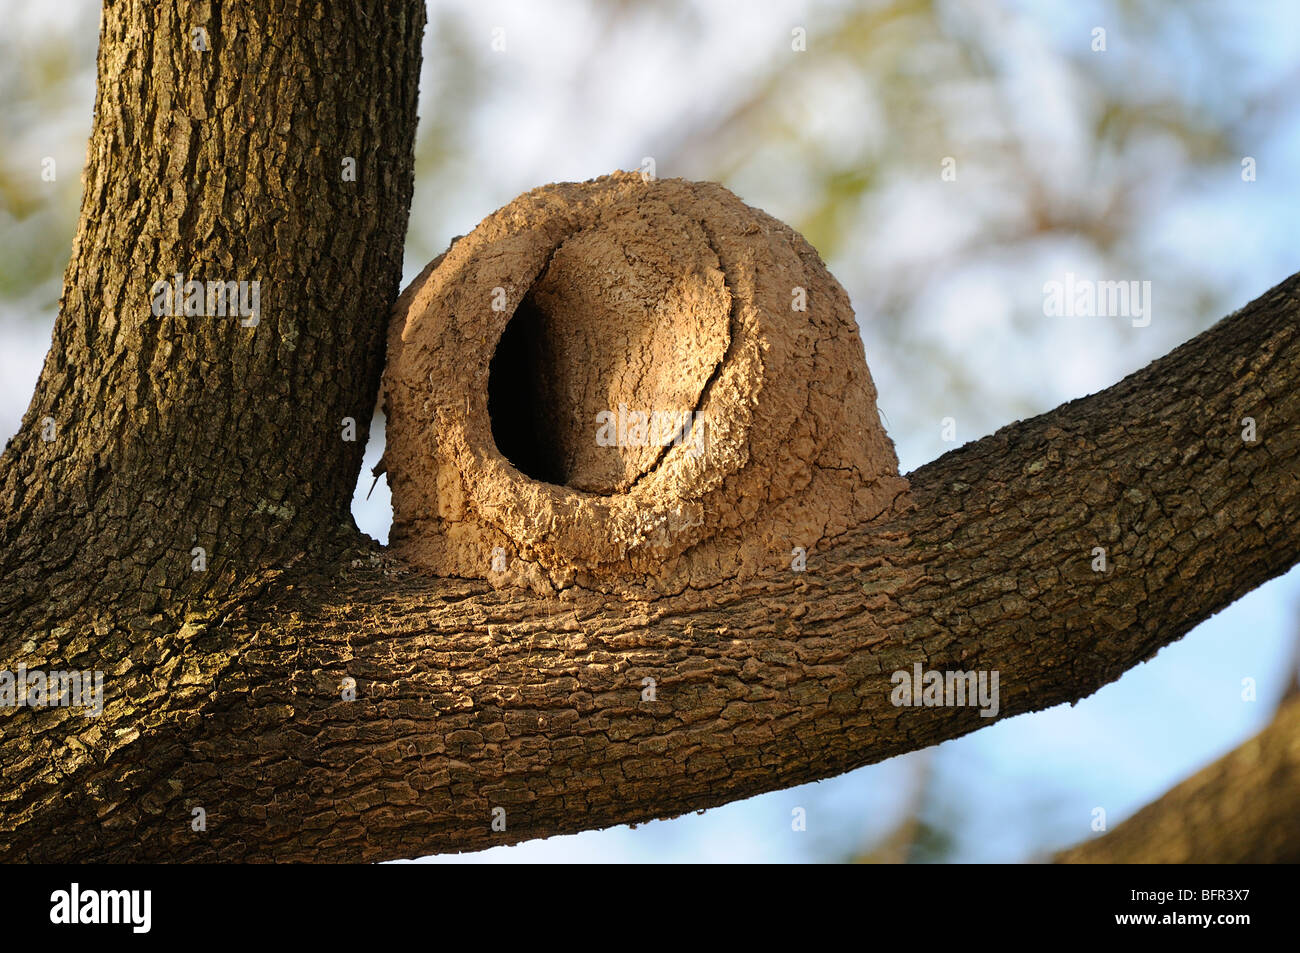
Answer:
381 172 906 593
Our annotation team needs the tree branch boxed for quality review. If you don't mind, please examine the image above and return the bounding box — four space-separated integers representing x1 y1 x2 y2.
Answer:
1055 693 1300 863
5 270 1296 861
2 0 1296 863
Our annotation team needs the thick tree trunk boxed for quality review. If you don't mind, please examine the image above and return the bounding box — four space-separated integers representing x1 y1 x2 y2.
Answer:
1056 695 1300 863
0 0 425 860
0 0 424 610
1 0 1297 862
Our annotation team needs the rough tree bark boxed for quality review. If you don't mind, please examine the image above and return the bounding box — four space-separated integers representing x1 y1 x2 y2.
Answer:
1 0 1297 862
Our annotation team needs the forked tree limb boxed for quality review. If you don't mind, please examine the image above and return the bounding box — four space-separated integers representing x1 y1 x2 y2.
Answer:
4 269 1295 861
0 0 1297 862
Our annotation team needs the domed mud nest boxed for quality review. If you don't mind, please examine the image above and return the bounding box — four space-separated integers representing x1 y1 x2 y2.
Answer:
381 172 906 593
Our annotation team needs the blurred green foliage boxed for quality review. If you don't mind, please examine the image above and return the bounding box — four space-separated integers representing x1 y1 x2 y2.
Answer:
0 10 97 317
2 0 1296 862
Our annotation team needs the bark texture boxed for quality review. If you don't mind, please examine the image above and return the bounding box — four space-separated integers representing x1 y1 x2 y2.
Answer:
0 0 424 612
1056 695 1300 863
3 267 1296 862
1 0 1298 863
0 0 426 859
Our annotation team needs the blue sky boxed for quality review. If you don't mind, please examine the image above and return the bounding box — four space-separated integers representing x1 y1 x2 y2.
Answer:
2 0 1298 862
